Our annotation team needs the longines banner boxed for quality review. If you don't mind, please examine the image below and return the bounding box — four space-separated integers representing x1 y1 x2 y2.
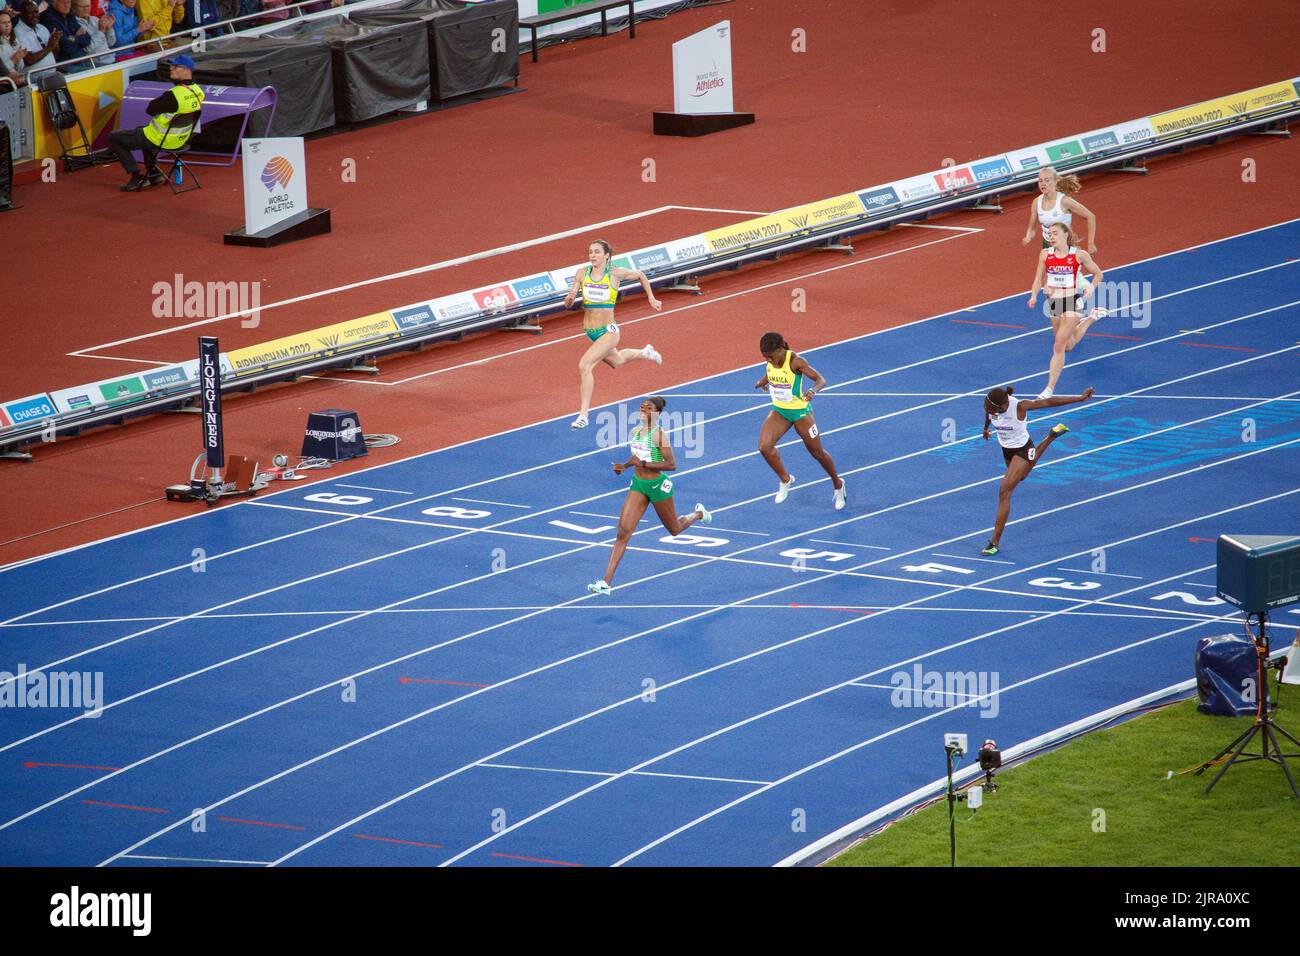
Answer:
241 137 309 235
672 20 735 114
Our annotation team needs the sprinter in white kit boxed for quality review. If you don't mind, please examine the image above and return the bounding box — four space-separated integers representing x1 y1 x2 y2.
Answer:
979 384 1094 556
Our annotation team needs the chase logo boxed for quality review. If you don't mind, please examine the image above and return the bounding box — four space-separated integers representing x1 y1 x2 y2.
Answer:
143 367 188 390
858 186 900 211
511 274 558 301
971 158 1012 182
1082 131 1118 151
260 156 294 191
393 304 436 329
5 395 57 424
631 248 671 271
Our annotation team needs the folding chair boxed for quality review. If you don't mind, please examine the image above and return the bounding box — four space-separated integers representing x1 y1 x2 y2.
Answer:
35 70 114 172
154 111 202 195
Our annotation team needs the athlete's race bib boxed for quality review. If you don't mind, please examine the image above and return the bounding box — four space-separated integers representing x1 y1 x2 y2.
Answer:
583 283 613 305
768 381 794 404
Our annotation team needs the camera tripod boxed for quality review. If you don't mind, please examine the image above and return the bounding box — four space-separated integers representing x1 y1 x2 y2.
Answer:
1195 612 1300 798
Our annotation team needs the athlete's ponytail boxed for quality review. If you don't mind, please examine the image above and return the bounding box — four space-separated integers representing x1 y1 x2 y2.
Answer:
1044 166 1082 195
759 331 788 354
648 395 666 413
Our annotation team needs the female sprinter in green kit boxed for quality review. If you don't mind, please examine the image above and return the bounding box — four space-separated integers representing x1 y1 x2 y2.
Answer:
587 396 711 595
564 239 664 431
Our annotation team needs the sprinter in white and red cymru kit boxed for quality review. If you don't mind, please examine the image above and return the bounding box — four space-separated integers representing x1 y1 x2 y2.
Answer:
979 384 1094 556
1027 221 1105 400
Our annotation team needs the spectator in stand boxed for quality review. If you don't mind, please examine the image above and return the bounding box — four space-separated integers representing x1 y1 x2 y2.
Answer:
256 0 287 26
72 0 113 65
14 1 60 75
135 0 179 41
0 10 28 86
179 0 221 37
107 0 152 55
41 0 91 71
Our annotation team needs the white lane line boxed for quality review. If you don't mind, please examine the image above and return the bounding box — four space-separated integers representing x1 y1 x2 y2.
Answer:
11 216 1294 582
1057 567 1144 579
479 762 612 778
896 222 985 233
933 552 1013 565
335 484 414 495
480 762 772 787
634 770 773 787
1182 583 1218 590
119 854 271 866
68 354 175 367
452 497 531 510
705 527 769 537
669 205 772 216
68 206 686 356
847 681 984 700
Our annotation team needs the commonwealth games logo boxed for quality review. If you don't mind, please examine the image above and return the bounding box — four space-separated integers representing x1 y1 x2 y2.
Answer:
260 156 294 191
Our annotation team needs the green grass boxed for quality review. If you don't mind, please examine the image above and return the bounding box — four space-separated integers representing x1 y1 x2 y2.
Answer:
829 684 1300 867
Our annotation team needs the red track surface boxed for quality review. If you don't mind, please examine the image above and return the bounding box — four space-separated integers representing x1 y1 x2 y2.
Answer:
6 0 1299 565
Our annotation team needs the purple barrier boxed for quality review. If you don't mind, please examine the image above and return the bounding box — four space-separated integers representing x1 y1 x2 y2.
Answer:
119 82 278 167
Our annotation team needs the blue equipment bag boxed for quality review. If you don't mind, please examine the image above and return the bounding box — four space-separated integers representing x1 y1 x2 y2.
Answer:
1195 633 1261 717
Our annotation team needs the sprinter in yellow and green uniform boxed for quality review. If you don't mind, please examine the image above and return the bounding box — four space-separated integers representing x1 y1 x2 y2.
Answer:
754 331 847 510
564 239 665 431
587 396 711 595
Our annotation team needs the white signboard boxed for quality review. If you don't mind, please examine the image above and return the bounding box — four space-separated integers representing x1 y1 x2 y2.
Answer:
672 20 735 114
241 137 308 235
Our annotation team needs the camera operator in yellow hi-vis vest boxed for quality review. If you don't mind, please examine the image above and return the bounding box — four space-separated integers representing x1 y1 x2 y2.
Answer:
109 53 205 193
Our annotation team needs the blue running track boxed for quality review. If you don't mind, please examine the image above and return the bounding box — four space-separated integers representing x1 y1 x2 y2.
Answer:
2 219 1298 867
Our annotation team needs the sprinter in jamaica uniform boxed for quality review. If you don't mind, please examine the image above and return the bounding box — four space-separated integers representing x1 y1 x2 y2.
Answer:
755 332 846 510
587 396 711 595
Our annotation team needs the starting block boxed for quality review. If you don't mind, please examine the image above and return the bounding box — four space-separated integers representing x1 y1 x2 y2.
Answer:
166 453 267 506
